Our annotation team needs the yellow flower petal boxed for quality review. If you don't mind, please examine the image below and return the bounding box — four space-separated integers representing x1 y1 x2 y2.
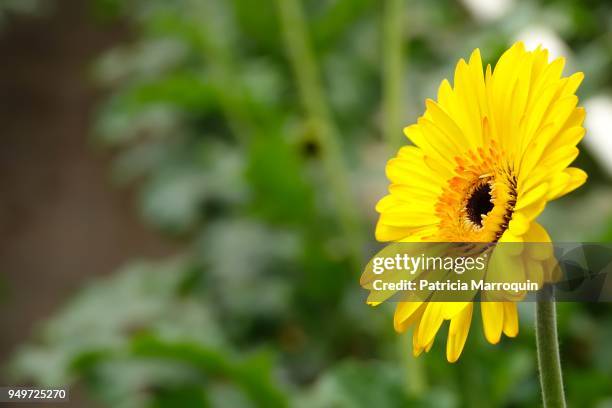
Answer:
502 302 519 337
481 301 504 344
447 303 473 363
394 302 425 332
417 302 445 348
508 212 531 236
515 183 548 211
442 301 471 320
548 167 587 200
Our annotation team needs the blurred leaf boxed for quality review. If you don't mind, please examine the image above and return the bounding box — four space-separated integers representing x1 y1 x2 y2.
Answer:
246 131 314 225
139 142 246 233
10 258 224 385
131 336 289 408
152 384 209 408
297 360 458 408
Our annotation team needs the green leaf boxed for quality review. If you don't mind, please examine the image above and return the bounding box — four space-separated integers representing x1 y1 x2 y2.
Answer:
131 336 288 408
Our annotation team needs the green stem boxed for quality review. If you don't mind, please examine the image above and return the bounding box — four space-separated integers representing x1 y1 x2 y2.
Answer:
382 0 405 153
384 8 427 395
399 331 426 396
275 0 364 267
535 301 567 408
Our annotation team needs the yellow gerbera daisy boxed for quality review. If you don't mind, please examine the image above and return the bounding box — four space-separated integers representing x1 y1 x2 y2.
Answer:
375 42 587 362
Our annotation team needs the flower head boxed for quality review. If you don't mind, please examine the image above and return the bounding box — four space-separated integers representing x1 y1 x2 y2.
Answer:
375 42 587 362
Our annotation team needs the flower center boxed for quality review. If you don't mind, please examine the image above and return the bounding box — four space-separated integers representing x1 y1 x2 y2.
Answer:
433 143 518 242
465 181 494 228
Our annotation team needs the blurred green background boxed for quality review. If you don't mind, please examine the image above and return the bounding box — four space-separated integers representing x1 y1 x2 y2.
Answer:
0 0 611 407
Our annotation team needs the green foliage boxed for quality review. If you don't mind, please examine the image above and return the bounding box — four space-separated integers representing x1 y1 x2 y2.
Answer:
8 0 612 407
296 361 413 408
131 336 288 408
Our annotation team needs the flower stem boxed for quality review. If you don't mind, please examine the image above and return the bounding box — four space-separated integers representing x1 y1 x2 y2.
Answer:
535 301 566 408
399 332 426 396
275 0 364 268
382 0 405 153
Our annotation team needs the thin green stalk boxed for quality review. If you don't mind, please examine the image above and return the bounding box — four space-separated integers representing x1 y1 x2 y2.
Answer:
399 331 426 396
384 3 428 395
382 0 405 153
535 301 567 408
275 0 364 267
